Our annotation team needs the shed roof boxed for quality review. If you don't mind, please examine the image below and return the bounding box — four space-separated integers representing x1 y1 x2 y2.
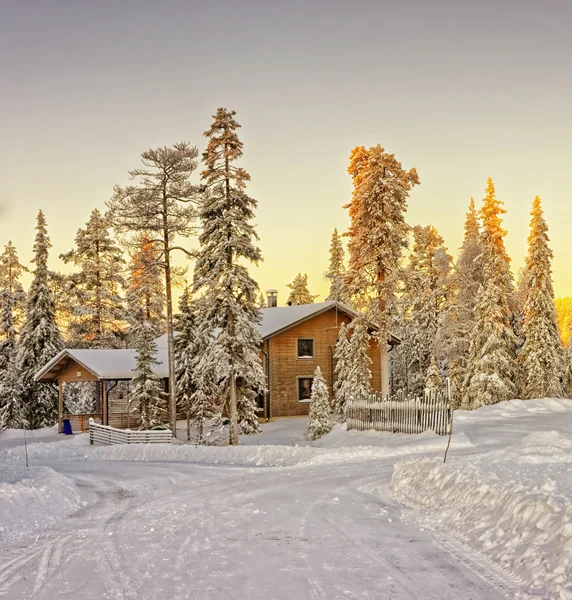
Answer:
34 348 169 382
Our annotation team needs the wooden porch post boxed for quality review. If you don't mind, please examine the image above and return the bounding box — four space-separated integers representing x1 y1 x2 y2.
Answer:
102 380 108 426
58 381 63 434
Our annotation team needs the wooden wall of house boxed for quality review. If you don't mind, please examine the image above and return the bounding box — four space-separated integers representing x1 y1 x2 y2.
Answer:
267 308 382 418
57 359 99 382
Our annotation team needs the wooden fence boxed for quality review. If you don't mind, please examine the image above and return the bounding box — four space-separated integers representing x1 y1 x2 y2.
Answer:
89 418 172 445
346 389 452 435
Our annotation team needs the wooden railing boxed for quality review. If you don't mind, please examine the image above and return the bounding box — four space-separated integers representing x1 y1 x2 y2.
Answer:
89 418 172 445
346 388 452 436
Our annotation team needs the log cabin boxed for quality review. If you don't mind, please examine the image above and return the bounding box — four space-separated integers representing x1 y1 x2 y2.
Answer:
35 296 399 432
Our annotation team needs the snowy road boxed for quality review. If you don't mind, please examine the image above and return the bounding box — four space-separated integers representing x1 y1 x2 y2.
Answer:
1 459 509 600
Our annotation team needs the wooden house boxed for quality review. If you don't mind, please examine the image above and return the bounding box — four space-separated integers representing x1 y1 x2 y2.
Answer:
35 299 398 432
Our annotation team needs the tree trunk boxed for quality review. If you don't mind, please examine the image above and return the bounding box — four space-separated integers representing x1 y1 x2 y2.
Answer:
162 197 177 438
228 310 239 445
378 269 389 397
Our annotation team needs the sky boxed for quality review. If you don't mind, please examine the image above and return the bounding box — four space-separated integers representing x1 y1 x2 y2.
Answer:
1 0 571 302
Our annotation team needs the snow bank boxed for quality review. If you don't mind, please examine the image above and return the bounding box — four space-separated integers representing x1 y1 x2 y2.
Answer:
0 466 83 543
0 425 58 442
499 431 572 464
392 458 572 599
0 430 472 468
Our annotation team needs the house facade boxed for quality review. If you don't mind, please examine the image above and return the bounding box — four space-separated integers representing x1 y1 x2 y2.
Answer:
35 300 398 432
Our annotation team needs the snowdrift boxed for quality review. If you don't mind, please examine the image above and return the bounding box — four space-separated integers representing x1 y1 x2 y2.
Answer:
0 466 83 543
0 430 472 468
392 455 572 599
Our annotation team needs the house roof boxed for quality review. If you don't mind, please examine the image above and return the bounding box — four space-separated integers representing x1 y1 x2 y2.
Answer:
155 301 400 346
34 348 169 382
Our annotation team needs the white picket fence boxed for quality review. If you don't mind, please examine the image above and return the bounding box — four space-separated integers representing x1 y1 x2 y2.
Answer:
89 418 172 445
346 389 452 435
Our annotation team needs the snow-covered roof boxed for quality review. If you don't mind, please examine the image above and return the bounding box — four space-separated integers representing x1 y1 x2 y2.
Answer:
34 348 169 382
155 301 359 349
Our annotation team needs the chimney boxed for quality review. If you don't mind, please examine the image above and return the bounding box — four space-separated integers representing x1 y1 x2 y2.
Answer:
266 289 278 308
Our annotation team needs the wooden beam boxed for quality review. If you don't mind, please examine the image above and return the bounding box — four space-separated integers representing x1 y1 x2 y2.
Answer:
58 381 63 434
102 381 108 426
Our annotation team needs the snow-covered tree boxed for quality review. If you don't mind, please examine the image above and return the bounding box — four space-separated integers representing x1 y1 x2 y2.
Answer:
306 366 333 440
519 197 565 399
108 142 199 433
63 382 97 414
555 297 572 348
175 290 219 442
463 179 517 409
17 211 63 429
566 336 572 398
60 209 126 347
129 319 167 429
0 241 28 332
437 199 483 404
193 108 265 445
126 234 166 345
325 229 348 303
345 145 419 395
286 273 317 305
425 354 442 389
333 321 351 416
0 290 23 429
394 225 452 395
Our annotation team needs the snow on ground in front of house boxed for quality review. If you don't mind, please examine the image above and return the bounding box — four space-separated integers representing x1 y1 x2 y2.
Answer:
1 398 572 599
0 466 84 544
392 399 572 600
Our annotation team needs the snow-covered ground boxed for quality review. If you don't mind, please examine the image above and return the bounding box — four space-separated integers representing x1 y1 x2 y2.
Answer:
1 398 571 599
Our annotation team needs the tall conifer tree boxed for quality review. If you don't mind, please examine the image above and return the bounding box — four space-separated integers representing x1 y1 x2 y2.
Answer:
286 273 318 305
307 366 333 440
463 179 517 408
0 241 28 332
519 197 565 398
60 209 126 347
17 211 63 428
345 145 419 395
325 229 348 303
193 108 265 445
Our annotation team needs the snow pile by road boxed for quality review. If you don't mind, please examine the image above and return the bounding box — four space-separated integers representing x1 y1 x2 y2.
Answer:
392 455 572 599
0 429 471 468
0 425 58 442
499 430 572 464
0 466 83 543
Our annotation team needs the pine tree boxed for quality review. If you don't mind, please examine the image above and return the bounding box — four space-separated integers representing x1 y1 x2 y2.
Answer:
345 145 419 395
129 319 167 429
333 321 351 416
175 290 219 442
325 229 348 303
566 335 572 398
0 289 22 429
0 357 25 430
193 108 265 445
286 273 318 305
395 225 452 395
126 234 166 345
425 354 442 389
519 197 565 399
438 199 483 404
307 366 333 440
463 179 517 409
17 211 63 429
0 241 28 332
108 142 199 434
555 297 572 347
60 209 126 348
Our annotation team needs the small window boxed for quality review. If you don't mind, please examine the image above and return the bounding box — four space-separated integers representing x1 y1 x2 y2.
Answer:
298 377 313 402
297 339 314 359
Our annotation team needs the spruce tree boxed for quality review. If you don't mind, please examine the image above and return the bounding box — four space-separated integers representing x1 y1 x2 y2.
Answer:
307 366 333 440
108 142 199 434
438 199 483 404
425 354 442 389
333 321 351 416
129 318 167 429
126 234 166 345
519 197 565 398
396 225 452 395
566 335 572 398
193 108 265 445
0 241 28 332
325 229 348 303
60 209 126 347
345 145 419 395
0 290 22 429
286 273 318 305
17 211 63 429
463 179 517 408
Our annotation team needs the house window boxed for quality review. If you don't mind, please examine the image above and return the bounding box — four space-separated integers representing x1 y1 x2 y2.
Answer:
298 377 313 402
297 339 314 359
